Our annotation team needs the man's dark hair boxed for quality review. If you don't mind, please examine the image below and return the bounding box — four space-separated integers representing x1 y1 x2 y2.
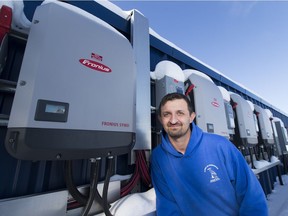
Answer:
158 93 194 116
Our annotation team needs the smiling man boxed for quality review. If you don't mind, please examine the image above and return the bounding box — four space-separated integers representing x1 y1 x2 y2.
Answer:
151 92 268 216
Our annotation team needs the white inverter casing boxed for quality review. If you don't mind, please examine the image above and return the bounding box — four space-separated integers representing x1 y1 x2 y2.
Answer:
5 1 136 160
254 104 274 145
184 69 229 138
229 92 258 145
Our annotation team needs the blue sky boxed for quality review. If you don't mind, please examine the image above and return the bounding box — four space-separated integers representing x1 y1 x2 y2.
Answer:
112 0 288 115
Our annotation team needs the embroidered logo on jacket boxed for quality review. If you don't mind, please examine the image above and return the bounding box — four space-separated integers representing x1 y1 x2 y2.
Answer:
204 164 221 183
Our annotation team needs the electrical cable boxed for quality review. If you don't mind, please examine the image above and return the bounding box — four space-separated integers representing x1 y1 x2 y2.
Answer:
120 157 140 197
137 150 151 187
65 150 152 213
65 160 88 206
85 158 107 212
81 158 101 216
120 150 152 197
66 158 113 215
102 156 114 216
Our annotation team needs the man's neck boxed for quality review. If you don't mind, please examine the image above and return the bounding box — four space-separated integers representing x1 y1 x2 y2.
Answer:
168 131 191 154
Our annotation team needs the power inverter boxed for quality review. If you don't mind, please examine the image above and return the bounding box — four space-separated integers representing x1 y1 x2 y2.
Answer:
254 104 274 145
184 69 229 138
5 1 136 160
229 92 258 146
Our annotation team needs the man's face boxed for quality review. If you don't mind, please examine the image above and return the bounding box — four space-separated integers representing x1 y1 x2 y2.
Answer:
159 99 195 139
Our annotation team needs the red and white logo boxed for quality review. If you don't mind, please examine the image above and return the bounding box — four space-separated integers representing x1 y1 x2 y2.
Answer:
211 98 220 107
91 53 103 61
79 59 112 73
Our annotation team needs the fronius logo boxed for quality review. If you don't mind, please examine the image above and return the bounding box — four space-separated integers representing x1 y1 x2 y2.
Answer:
211 98 220 107
211 101 220 107
79 59 112 73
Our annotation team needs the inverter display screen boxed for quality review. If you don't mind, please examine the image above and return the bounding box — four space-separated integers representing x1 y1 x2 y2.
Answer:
45 104 66 114
34 99 69 123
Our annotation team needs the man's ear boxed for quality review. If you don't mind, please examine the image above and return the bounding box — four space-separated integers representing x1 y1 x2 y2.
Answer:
190 112 196 123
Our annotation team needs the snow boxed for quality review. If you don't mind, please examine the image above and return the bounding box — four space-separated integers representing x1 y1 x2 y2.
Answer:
253 160 272 169
251 157 281 174
183 69 214 83
150 60 185 82
218 86 231 102
95 188 156 216
267 175 288 216
0 0 31 34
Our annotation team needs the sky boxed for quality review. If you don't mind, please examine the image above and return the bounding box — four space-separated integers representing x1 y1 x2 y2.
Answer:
111 0 288 115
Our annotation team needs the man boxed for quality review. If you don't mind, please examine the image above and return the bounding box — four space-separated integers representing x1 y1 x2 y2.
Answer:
151 92 268 216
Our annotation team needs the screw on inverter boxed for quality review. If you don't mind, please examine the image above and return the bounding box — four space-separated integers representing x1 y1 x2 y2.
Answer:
8 131 19 153
56 154 62 159
19 80 26 86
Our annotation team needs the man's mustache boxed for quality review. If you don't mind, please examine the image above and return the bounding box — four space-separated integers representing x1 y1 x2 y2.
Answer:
168 122 182 127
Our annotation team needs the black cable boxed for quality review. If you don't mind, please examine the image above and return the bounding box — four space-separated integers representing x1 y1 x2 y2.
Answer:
65 160 88 205
102 156 114 216
81 158 101 216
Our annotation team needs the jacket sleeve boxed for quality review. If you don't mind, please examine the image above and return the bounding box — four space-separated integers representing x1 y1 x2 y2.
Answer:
225 142 268 216
150 151 181 216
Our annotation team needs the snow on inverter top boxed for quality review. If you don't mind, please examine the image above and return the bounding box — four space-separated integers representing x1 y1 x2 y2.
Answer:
5 1 136 160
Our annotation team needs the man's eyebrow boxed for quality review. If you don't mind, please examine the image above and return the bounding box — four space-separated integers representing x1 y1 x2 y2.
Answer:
162 109 185 113
162 111 171 114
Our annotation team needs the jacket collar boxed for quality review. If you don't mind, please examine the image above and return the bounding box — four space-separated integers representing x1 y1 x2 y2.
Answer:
161 122 203 157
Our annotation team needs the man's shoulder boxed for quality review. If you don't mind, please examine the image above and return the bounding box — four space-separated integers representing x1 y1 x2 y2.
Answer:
151 144 163 155
201 131 233 147
151 144 166 160
201 131 226 140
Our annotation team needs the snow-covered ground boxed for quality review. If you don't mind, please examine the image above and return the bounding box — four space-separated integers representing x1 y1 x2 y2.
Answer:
267 174 288 216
